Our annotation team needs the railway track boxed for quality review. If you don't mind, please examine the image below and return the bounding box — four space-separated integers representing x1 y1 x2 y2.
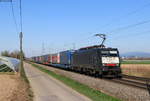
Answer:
110 74 150 90
53 64 150 90
31 62 150 91
122 74 150 82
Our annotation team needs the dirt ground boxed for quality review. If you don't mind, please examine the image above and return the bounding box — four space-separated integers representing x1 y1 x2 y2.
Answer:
0 74 31 101
121 64 150 78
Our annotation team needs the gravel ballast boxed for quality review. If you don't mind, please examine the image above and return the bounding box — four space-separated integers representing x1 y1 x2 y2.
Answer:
34 63 150 101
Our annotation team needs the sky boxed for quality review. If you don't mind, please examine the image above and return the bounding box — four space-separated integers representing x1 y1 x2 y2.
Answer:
0 0 150 57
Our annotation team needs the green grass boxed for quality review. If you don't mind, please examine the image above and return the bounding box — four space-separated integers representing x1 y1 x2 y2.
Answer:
30 62 121 101
20 63 33 101
121 60 150 64
20 63 29 83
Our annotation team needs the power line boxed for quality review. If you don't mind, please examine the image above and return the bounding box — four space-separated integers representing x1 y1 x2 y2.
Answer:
19 0 22 32
105 20 150 41
86 2 150 44
0 0 24 74
10 1 19 33
110 30 150 40
108 19 150 33
126 2 150 16
100 2 150 29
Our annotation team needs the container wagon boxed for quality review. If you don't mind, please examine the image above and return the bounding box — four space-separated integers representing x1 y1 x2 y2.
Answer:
52 53 60 64
42 54 49 64
59 50 74 68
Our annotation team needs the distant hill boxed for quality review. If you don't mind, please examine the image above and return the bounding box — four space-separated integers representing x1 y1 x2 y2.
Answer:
121 52 150 58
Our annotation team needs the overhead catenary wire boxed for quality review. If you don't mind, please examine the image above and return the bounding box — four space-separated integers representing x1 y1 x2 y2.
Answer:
109 30 150 41
102 2 150 39
108 19 150 34
99 2 150 29
47 2 150 49
82 2 150 47
90 19 150 45
126 2 150 16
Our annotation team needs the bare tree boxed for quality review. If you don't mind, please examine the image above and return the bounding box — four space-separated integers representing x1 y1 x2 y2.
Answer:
1 50 25 59
1 50 10 57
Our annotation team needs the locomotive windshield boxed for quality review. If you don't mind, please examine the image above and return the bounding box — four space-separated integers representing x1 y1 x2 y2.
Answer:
101 50 120 64
101 50 118 57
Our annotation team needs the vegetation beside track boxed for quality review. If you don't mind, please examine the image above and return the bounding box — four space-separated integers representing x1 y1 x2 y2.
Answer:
30 62 121 101
20 63 29 83
20 63 33 101
121 60 150 64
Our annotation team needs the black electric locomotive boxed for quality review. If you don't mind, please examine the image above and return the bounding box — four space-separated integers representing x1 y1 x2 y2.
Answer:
71 45 122 77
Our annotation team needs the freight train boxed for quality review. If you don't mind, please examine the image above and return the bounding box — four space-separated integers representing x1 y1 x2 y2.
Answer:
31 45 122 78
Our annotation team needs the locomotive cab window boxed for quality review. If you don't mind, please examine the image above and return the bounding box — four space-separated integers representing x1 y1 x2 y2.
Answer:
101 50 120 64
101 51 118 57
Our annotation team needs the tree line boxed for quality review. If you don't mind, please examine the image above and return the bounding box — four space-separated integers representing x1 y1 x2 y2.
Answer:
0 50 25 59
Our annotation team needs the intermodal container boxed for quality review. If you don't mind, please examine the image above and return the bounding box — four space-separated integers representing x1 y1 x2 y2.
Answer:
60 50 74 65
52 53 60 64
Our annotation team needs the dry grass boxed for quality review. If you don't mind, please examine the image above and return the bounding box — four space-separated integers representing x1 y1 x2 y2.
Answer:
0 74 32 101
121 64 150 78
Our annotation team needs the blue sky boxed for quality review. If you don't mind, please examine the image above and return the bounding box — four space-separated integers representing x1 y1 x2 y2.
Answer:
0 0 150 57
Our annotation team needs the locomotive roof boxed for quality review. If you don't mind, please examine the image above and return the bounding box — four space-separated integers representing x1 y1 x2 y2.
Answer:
79 45 117 50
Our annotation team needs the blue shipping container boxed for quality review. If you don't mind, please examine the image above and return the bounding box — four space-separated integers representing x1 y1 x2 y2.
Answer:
60 50 74 67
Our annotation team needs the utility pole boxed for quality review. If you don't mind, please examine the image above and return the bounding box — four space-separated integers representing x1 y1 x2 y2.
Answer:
19 0 23 75
19 32 23 74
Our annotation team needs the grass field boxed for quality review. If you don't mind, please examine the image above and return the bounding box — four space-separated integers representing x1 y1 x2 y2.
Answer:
30 63 121 101
121 60 150 64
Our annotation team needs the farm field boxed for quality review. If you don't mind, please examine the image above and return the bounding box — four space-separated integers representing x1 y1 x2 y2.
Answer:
0 74 32 101
121 64 150 78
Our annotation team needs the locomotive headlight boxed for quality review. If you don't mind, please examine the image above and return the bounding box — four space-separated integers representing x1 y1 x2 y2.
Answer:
102 64 105 66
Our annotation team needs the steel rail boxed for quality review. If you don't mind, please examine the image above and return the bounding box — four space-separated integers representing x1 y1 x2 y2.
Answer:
122 74 150 82
111 78 147 90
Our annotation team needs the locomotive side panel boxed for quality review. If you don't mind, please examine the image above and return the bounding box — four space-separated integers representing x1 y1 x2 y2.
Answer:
72 49 100 71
